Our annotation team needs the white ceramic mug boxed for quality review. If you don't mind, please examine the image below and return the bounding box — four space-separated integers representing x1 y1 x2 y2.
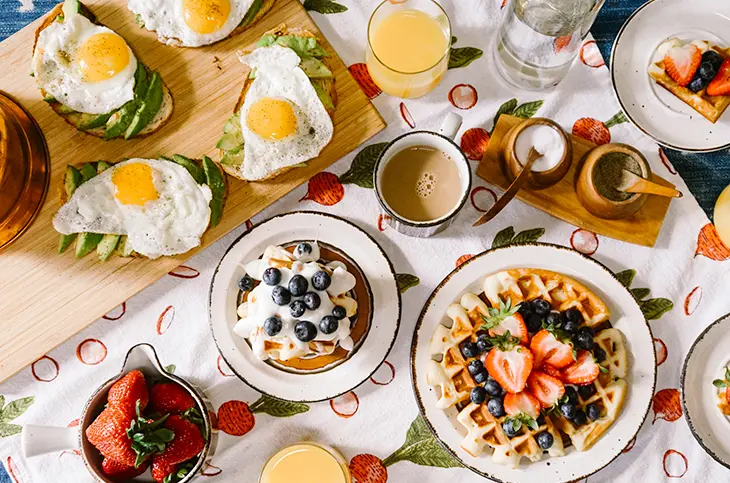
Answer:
373 113 471 237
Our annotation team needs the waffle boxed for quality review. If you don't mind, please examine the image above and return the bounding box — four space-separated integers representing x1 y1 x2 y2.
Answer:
427 269 629 467
648 45 730 123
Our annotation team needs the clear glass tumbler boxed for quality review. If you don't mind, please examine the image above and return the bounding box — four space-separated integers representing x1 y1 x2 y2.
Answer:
493 0 606 91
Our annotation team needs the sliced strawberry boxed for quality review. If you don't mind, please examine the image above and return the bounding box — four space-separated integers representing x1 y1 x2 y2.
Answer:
542 363 562 379
530 329 574 369
561 350 600 385
726 385 730 403
527 371 565 408
489 313 529 345
485 343 533 394
504 391 541 419
664 44 702 87
707 59 730 96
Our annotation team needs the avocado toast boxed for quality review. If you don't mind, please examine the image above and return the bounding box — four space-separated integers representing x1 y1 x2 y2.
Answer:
216 24 337 181
32 1 174 140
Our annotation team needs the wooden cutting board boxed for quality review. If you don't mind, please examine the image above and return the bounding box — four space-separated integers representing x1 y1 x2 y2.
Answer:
0 0 386 383
477 115 674 247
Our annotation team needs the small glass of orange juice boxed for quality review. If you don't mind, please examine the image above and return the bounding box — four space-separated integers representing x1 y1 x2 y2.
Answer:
366 0 451 98
259 442 351 483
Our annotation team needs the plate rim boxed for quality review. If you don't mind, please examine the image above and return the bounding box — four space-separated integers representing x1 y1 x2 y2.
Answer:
409 242 657 482
609 0 730 153
208 210 402 403
680 311 730 471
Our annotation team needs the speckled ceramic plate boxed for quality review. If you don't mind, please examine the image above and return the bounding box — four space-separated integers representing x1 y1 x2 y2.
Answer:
410 243 656 483
209 211 401 403
681 312 730 470
611 0 730 152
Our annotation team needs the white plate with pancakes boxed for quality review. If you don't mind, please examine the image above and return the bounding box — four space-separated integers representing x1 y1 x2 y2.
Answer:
209 211 400 402
410 243 655 483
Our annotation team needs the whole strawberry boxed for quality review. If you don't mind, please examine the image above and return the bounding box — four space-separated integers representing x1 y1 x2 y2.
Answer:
150 383 196 415
151 457 178 482
154 415 204 470
86 406 137 467
108 370 149 415
101 457 148 479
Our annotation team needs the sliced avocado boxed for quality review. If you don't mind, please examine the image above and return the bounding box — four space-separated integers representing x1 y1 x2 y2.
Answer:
103 66 148 140
64 165 82 197
117 235 135 257
97 234 120 261
43 94 56 102
170 155 205 184
300 57 332 78
75 232 104 258
241 0 264 26
134 13 145 27
216 133 243 151
78 112 113 131
57 104 76 114
275 36 328 58
124 71 163 139
256 34 277 48
312 83 334 110
202 156 225 227
58 234 77 254
79 163 97 182
62 0 80 19
96 161 112 173
132 64 150 100
223 114 241 135
220 150 244 166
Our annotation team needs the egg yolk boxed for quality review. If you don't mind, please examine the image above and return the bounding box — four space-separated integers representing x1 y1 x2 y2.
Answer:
77 33 130 82
183 0 231 34
246 98 298 141
112 163 158 206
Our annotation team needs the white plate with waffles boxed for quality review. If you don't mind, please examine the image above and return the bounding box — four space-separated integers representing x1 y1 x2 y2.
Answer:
209 211 401 402
410 243 655 483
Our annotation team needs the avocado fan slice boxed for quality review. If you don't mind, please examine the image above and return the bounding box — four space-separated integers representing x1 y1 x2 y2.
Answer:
202 156 225 228
75 232 104 258
97 234 121 262
124 71 163 140
58 165 83 253
103 65 149 140
170 154 205 185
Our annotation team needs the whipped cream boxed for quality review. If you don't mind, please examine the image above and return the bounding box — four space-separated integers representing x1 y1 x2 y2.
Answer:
233 242 358 361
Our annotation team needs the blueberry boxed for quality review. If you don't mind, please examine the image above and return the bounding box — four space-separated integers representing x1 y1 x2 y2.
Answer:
331 305 347 320
288 275 308 297
578 384 596 400
545 311 564 327
564 386 579 405
487 397 506 418
525 312 543 332
562 319 579 333
470 386 487 405
531 298 551 316
703 50 725 70
485 378 503 397
294 320 317 342
476 335 491 353
473 370 489 384
688 76 708 93
593 346 607 363
586 403 601 421
460 342 479 359
560 402 576 420
289 300 306 318
573 327 595 350
467 359 484 375
271 286 291 305
699 61 717 80
295 242 313 257
564 308 584 324
303 292 321 311
476 329 489 338
262 267 282 286
263 316 282 336
537 414 546 426
502 419 520 438
517 302 532 318
311 271 331 291
238 274 254 291
319 316 339 334
572 409 587 426
536 431 554 449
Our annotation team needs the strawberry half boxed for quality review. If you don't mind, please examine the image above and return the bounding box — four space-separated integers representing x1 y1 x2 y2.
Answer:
542 363 562 379
488 313 529 345
561 350 600 385
485 335 534 394
108 370 149 415
504 391 541 419
707 59 730 96
527 371 565 408
664 44 702 87
530 329 574 369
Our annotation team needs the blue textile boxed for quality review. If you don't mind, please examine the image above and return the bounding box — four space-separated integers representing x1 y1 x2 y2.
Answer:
0 465 9 483
0 0 727 217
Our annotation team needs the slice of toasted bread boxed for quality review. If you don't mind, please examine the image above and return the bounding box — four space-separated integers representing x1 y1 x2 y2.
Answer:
34 3 173 139
649 45 730 123
219 24 338 181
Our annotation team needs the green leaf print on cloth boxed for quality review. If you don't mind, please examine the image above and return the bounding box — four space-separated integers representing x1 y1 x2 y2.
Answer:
303 0 348 14
615 269 674 320
339 143 389 189
396 273 420 293
491 226 546 249
0 396 34 438
492 98 544 132
448 38 483 69
382 414 462 468
250 395 309 417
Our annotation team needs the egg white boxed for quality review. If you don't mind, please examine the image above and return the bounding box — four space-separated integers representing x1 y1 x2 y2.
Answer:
128 0 254 47
32 14 137 115
238 45 334 181
53 159 213 259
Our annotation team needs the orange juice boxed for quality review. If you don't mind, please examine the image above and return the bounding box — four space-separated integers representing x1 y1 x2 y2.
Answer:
367 0 451 98
259 443 351 483
715 184 730 246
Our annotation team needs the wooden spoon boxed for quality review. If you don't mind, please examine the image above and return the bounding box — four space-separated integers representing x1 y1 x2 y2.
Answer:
473 147 541 227
617 169 683 198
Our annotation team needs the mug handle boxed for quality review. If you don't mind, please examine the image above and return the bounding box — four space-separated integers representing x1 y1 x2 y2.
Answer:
22 424 78 457
439 113 463 140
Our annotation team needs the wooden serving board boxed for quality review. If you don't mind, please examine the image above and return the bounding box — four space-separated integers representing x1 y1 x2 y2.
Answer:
477 115 674 248
0 0 385 383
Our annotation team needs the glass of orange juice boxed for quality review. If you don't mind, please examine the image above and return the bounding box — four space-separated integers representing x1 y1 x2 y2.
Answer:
366 0 452 98
259 442 351 483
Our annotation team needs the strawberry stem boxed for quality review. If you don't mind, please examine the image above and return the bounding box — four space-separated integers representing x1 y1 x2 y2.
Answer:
604 111 628 128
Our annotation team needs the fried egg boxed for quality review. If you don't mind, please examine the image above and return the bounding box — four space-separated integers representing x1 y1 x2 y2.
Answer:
32 13 137 114
238 45 334 180
53 159 213 259
128 0 255 47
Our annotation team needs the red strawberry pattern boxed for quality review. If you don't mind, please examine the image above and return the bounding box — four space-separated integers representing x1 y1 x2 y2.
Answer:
330 391 359 418
217 396 308 436
695 223 730 261
654 338 668 367
455 254 474 267
570 229 599 255
652 389 682 423
460 128 490 160
572 112 627 145
349 64 382 99
31 356 59 382
102 302 126 320
75 339 107 365
684 286 703 316
580 40 605 68
155 305 175 335
300 172 345 206
658 147 677 175
663 449 688 478
470 186 497 212
399 102 415 128
370 361 395 386
216 356 235 377
448 84 478 110
350 454 388 483
168 265 200 279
